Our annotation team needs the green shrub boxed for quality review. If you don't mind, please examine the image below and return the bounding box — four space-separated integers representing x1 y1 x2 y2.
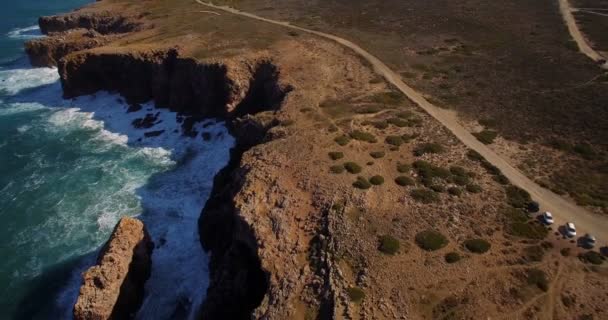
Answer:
328 151 344 160
366 161 374 166
353 177 372 189
579 251 604 265
397 110 414 119
370 91 404 105
350 130 377 143
347 287 366 303
411 188 439 203
464 239 491 254
430 184 445 193
560 248 571 257
509 221 548 240
506 185 531 208
344 162 362 174
335 135 351 146
573 143 596 160
473 130 498 144
385 135 405 146
330 165 345 174
387 117 409 127
369 175 385 185
466 184 482 193
355 105 383 114
480 160 501 175
449 166 467 177
370 151 385 159
448 187 462 196
524 245 545 262
526 268 549 291
401 133 418 143
467 150 484 161
493 174 509 185
415 230 448 251
453 175 470 186
397 163 411 173
414 161 451 180
414 143 444 156
363 120 388 129
379 235 400 255
445 252 461 263
395 176 415 186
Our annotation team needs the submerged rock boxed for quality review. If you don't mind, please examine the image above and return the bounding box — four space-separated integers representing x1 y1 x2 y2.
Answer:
73 217 153 320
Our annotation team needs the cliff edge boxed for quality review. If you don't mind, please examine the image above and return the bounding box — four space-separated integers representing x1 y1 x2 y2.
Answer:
73 217 153 320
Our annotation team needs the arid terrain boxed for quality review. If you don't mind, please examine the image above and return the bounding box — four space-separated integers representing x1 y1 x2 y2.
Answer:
26 0 608 319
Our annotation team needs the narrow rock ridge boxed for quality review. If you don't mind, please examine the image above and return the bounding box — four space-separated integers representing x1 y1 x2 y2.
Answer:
73 217 153 320
38 10 144 35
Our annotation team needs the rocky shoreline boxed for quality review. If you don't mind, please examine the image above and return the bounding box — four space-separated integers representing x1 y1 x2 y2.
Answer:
26 4 296 319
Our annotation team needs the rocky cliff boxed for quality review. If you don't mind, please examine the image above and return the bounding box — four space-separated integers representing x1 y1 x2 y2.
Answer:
73 217 153 320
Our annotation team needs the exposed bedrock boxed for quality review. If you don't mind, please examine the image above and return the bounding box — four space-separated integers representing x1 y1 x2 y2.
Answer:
24 29 112 67
73 217 153 320
38 11 143 35
58 48 291 118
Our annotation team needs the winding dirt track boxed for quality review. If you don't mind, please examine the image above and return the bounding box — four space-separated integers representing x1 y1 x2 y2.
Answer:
558 0 608 69
194 0 608 243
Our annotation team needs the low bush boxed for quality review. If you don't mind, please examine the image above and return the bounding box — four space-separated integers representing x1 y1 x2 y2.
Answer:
387 117 409 127
509 221 548 240
347 287 366 303
414 161 451 180
370 151 385 159
430 184 446 193
397 163 411 173
445 252 461 263
330 165 345 174
467 150 484 162
473 130 498 144
560 248 571 257
335 135 351 146
369 175 385 185
363 120 388 129
493 174 509 185
395 176 415 186
524 245 545 262
353 177 372 189
464 239 491 254
526 268 549 291
506 185 531 208
411 188 439 203
414 143 444 156
350 130 377 143
397 110 414 119
448 187 462 196
401 133 418 143
480 160 501 175
328 151 344 160
344 162 362 174
379 235 400 255
466 184 482 193
449 166 467 177
415 230 448 251
385 135 405 146
579 251 604 265
453 175 470 186
366 161 374 166
370 91 404 105
573 143 596 160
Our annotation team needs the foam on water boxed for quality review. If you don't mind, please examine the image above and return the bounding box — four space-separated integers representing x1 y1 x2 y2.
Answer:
6 25 42 40
1 65 234 319
0 66 59 95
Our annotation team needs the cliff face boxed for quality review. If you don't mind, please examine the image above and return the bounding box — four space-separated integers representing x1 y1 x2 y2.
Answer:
24 29 112 67
73 217 153 320
38 11 143 35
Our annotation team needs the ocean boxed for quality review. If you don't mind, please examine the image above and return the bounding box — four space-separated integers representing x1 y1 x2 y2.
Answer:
0 1 234 319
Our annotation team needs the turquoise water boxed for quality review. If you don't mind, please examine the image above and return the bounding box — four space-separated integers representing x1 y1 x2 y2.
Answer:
0 2 234 319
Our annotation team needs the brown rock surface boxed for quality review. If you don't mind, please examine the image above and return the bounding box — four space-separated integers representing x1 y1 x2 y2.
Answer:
73 217 153 320
24 29 113 67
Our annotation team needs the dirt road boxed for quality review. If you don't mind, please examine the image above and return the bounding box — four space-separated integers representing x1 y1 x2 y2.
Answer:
194 0 608 243
558 0 608 69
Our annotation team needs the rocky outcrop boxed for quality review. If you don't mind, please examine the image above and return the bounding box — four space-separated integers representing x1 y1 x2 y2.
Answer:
58 48 290 118
73 217 153 320
38 11 142 35
24 29 112 67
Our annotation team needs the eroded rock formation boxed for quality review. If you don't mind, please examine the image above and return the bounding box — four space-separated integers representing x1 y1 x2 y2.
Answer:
73 217 153 320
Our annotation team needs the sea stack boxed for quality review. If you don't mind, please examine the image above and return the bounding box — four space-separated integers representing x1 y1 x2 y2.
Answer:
73 217 153 320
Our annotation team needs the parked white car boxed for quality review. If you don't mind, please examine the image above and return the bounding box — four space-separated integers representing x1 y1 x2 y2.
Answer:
565 222 576 238
542 212 554 225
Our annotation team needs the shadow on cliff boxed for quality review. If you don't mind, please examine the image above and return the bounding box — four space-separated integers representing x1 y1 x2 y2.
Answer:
8 55 288 318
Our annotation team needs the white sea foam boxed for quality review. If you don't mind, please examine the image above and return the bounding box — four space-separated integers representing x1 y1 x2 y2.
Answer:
0 102 46 116
0 67 59 95
7 25 42 40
